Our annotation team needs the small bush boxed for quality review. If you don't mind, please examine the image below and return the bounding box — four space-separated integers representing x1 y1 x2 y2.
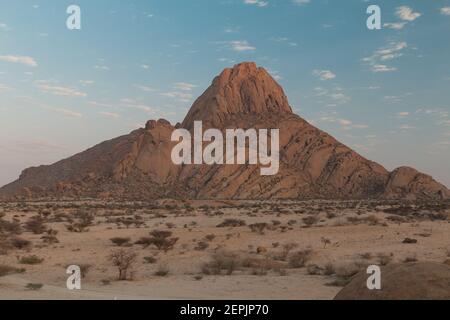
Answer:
143 256 157 264
10 237 31 250
302 215 318 226
204 234 216 242
323 263 335 275
110 237 131 247
201 252 241 275
154 265 169 277
288 249 313 268
403 254 418 263
0 265 25 277
40 229 59 244
65 209 94 233
25 216 46 234
195 241 209 251
19 255 44 265
0 219 22 234
25 283 43 290
136 230 178 251
248 223 268 235
377 253 392 266
216 219 246 228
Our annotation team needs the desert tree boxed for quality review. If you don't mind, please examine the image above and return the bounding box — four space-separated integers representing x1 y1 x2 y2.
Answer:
108 249 138 281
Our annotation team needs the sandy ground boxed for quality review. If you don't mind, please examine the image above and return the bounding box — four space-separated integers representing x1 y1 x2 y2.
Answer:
0 199 449 300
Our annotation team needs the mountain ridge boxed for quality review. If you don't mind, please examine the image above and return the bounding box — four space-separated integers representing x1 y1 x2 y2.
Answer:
1 62 448 200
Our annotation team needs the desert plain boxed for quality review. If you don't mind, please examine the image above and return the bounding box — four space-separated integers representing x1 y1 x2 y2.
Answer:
0 198 449 300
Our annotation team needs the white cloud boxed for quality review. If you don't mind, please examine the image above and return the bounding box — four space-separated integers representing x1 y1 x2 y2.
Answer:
338 119 352 126
363 41 407 73
79 80 94 86
0 84 12 91
229 40 256 52
140 64 150 69
174 82 197 91
46 107 82 118
396 112 410 117
371 64 397 73
0 55 38 67
318 115 367 130
383 22 406 30
313 69 336 80
94 65 110 71
0 23 11 31
99 111 120 119
124 103 154 113
313 87 351 105
88 101 113 108
11 139 65 151
35 81 87 97
441 7 450 16
244 0 268 7
160 91 193 102
133 84 157 92
268 70 282 81
293 0 310 5
396 6 421 22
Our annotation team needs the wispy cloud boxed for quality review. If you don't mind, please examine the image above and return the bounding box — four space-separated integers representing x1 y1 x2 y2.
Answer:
293 0 310 5
94 65 110 71
313 69 336 80
383 6 421 30
174 82 197 91
79 80 94 86
318 115 367 130
362 41 407 73
269 37 298 47
0 55 38 67
244 0 268 8
396 6 421 21
160 91 193 103
41 105 83 118
0 84 13 91
371 64 397 73
35 81 87 97
121 100 155 113
133 84 157 92
395 111 410 118
399 124 416 130
314 87 351 105
0 23 11 31
441 7 450 16
99 111 120 119
383 22 406 30
229 40 256 52
0 139 66 153
88 101 113 108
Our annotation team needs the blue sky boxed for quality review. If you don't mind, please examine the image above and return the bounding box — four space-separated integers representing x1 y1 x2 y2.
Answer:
0 0 449 187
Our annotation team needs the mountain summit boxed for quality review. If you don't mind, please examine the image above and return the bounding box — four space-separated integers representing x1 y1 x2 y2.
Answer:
1 62 448 200
182 62 292 130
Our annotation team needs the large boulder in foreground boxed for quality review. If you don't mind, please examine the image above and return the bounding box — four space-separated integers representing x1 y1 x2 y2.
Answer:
334 262 450 300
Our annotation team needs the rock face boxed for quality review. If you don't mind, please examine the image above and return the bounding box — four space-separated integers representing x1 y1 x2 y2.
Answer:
334 263 450 300
0 62 448 200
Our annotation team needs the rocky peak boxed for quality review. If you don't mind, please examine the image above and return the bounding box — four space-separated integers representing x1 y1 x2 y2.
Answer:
182 62 293 130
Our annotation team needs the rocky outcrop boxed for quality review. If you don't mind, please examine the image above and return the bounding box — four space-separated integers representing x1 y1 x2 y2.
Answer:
0 62 448 200
334 262 450 300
